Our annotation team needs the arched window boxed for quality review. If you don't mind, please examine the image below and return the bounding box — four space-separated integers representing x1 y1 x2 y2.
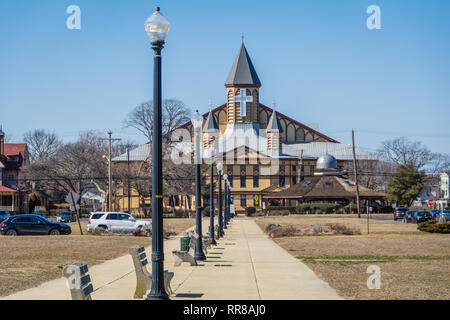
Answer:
296 129 305 141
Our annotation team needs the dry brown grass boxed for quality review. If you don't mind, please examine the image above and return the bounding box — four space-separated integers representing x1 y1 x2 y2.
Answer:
256 214 450 300
0 218 195 298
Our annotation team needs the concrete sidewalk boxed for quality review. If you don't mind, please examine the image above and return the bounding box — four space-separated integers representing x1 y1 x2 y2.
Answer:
2 218 342 300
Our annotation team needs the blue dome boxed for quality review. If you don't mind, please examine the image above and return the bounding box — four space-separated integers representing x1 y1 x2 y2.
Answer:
317 154 338 169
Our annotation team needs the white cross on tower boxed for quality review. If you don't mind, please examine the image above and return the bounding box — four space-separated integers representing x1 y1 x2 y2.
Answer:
234 89 253 117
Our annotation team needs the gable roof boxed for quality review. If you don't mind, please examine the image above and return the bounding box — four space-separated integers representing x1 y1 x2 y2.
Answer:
225 43 261 87
4 144 26 157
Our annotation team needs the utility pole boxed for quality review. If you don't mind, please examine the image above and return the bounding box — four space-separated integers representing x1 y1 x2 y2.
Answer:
101 131 121 211
127 148 131 213
299 149 304 182
352 129 361 218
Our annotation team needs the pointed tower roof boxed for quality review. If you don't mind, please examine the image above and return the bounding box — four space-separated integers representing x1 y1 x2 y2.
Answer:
225 43 261 87
203 110 219 133
266 111 283 132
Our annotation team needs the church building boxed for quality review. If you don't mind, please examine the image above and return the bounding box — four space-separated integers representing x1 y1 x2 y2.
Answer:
114 43 374 213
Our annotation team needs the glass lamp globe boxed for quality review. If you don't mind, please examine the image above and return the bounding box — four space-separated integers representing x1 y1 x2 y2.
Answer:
145 7 171 44
191 110 203 132
216 162 223 174
209 146 216 158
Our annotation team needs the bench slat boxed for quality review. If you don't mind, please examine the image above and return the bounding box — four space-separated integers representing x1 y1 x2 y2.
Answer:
82 284 93 297
80 275 91 287
138 252 147 260
141 259 148 267
136 247 145 253
79 264 89 275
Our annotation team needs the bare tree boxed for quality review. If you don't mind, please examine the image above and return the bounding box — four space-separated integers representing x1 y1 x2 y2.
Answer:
123 99 191 142
378 137 440 172
24 129 62 162
26 131 109 203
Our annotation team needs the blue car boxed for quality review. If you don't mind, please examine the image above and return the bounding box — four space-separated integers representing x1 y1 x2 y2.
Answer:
430 210 441 220
0 210 10 222
402 210 416 223
440 210 450 221
413 211 432 224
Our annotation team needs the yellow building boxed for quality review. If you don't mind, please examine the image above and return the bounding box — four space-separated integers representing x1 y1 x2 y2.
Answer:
113 42 372 214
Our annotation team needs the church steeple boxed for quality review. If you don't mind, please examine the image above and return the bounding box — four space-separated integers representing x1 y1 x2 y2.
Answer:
202 110 219 149
225 43 261 124
225 43 261 87
266 110 283 155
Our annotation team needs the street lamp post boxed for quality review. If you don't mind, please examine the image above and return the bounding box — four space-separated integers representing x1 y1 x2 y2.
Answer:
223 174 228 229
145 7 171 301
225 180 230 226
227 180 232 223
192 110 206 261
209 148 217 245
216 162 224 237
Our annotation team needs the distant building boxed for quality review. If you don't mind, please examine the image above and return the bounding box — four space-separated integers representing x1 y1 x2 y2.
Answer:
0 128 29 212
264 154 386 206
113 42 378 213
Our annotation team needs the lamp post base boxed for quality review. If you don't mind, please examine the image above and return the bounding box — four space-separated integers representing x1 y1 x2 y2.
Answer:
195 252 207 261
146 293 170 300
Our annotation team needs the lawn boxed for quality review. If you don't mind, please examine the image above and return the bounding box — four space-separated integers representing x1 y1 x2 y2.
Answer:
0 218 195 298
255 214 450 300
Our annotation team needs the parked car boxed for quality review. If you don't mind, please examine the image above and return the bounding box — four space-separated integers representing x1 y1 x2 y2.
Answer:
402 210 416 223
0 214 71 236
440 210 450 221
412 211 432 224
393 207 409 220
0 210 10 222
430 210 441 220
33 212 46 218
57 211 76 223
87 212 152 233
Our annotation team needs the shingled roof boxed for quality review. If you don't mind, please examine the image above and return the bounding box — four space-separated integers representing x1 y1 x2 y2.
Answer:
225 43 261 86
203 110 219 133
264 175 386 200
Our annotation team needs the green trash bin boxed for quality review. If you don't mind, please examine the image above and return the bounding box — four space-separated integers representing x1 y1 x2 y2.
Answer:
180 236 191 251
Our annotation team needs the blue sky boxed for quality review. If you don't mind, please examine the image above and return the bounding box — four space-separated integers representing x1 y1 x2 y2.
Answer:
0 0 449 154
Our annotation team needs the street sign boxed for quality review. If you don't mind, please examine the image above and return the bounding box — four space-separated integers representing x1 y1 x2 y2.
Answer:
254 195 259 205
428 199 434 206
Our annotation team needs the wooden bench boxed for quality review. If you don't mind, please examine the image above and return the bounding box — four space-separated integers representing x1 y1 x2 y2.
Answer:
172 232 198 267
63 263 94 300
129 246 174 298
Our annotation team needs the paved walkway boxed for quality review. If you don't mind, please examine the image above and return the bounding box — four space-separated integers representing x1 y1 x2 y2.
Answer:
2 218 342 300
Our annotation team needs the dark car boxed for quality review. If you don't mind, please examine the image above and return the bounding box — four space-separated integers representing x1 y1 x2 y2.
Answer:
57 211 76 223
0 210 10 222
0 214 71 236
413 211 432 224
394 207 409 220
402 210 416 223
33 212 46 218
430 210 441 220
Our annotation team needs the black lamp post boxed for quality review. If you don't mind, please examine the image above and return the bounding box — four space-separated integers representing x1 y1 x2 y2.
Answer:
223 174 228 229
145 7 170 301
225 179 231 226
192 110 206 261
209 148 217 245
216 162 224 237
